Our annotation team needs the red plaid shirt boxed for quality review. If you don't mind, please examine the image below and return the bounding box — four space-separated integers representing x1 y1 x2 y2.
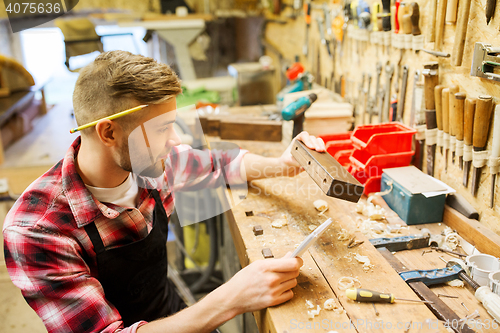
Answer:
3 137 246 333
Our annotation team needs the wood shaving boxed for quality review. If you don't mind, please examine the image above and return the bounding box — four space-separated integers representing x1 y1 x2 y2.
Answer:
305 300 315 309
323 298 338 310
309 225 317 231
334 309 346 315
354 254 374 271
337 229 351 241
314 199 328 212
318 208 328 216
307 305 321 319
337 276 362 290
271 219 288 228
356 202 386 220
446 279 465 287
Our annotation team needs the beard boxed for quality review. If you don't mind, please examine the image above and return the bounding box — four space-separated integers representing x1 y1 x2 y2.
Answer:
117 138 166 179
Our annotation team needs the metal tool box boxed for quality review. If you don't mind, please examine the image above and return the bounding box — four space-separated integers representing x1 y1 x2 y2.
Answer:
381 166 448 225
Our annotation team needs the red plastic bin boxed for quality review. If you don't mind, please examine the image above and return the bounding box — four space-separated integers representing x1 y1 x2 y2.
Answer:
351 122 416 155
319 132 354 167
363 176 381 195
349 149 415 180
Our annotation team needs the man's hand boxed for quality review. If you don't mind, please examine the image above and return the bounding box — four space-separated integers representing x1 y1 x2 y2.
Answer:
221 253 303 315
278 131 326 177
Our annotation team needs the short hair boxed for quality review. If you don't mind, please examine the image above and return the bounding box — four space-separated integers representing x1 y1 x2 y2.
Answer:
72 50 182 135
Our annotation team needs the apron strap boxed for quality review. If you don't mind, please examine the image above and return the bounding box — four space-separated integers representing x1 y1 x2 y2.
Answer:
84 222 106 254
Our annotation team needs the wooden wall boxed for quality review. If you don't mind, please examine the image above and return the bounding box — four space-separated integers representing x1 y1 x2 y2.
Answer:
264 0 500 235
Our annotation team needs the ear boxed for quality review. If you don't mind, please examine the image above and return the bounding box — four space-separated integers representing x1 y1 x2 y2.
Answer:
95 119 120 147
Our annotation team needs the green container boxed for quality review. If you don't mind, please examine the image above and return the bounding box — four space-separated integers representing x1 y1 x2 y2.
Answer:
381 167 447 225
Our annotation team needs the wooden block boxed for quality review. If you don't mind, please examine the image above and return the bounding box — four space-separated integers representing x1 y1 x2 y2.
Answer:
220 119 282 142
261 248 274 258
252 225 263 236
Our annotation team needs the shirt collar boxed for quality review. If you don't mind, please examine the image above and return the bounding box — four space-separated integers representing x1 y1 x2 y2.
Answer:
61 136 121 227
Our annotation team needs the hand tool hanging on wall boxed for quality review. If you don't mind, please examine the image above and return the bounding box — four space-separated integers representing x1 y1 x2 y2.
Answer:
435 85 445 155
471 43 500 83
357 73 366 125
316 16 332 59
446 0 458 23
454 93 466 170
396 65 409 122
448 85 459 165
434 0 448 51
489 104 500 207
410 71 425 170
381 0 392 31
372 2 381 31
420 49 450 58
441 88 450 172
410 2 421 36
423 62 439 176
393 0 401 33
451 0 472 66
428 0 438 42
364 74 372 125
382 62 394 123
400 3 412 34
293 0 303 17
323 3 335 60
303 2 312 56
463 98 476 187
486 0 496 24
471 95 494 197
372 62 383 124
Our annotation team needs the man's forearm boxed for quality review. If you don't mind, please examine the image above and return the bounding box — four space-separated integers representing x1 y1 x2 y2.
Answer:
240 153 288 182
137 284 238 333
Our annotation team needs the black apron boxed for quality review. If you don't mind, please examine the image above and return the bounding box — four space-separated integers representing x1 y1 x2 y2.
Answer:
84 190 186 327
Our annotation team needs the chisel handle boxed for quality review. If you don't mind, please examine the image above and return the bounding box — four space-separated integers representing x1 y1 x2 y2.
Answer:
435 85 445 130
464 98 476 146
451 0 472 66
448 86 459 137
474 96 494 149
346 288 395 303
442 88 450 134
491 104 500 158
446 0 458 23
435 0 448 50
455 93 466 141
410 2 421 35
423 62 439 110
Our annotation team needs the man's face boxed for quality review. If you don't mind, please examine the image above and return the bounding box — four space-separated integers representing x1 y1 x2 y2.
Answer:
117 99 181 178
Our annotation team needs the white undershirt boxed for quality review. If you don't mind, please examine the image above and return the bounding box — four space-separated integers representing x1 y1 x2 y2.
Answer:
85 173 139 208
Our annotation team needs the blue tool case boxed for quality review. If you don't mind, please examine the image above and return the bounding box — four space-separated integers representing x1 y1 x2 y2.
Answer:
381 166 447 225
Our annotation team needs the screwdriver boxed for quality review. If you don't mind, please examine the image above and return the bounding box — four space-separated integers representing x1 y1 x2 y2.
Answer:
346 288 434 304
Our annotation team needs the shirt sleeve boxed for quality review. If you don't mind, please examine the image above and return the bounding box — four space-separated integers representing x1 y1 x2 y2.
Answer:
164 144 248 192
3 224 146 333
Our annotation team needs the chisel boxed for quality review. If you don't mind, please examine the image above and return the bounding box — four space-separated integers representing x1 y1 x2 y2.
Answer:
303 2 312 56
435 0 448 51
435 85 445 154
448 85 459 165
489 104 500 207
441 88 450 172
396 65 409 123
428 0 437 42
451 0 473 66
454 92 466 170
463 98 476 187
471 96 494 197
423 62 439 176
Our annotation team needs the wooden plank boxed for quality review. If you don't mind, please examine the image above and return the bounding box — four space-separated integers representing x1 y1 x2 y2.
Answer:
219 119 282 142
443 205 500 258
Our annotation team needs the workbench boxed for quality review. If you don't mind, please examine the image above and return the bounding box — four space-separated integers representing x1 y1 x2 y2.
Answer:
221 139 500 333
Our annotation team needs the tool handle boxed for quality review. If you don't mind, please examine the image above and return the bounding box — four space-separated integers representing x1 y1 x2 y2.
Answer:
473 96 494 148
435 85 445 130
304 2 311 25
464 98 476 146
410 2 421 35
448 86 459 136
491 104 500 158
435 0 448 50
381 0 392 31
394 1 401 33
402 12 412 34
346 288 394 303
423 70 439 110
455 92 466 140
428 0 437 41
446 0 458 23
442 88 450 133
451 0 472 66
485 0 496 24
